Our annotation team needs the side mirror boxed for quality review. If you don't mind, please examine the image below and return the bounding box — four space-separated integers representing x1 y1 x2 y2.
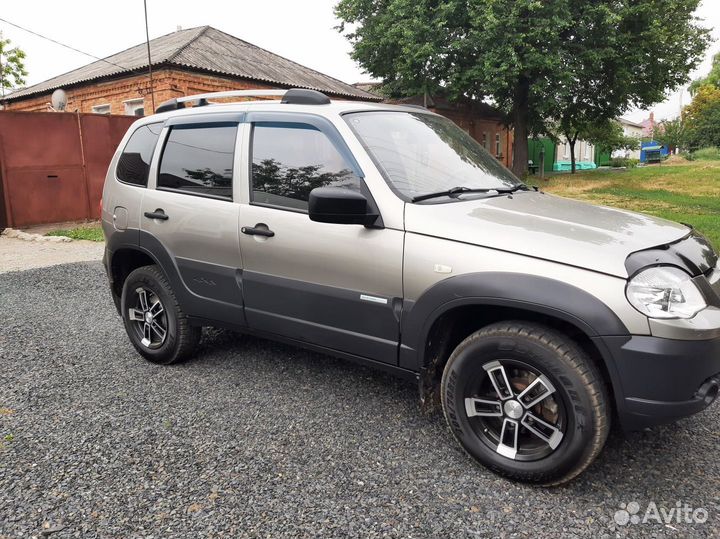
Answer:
308 187 378 226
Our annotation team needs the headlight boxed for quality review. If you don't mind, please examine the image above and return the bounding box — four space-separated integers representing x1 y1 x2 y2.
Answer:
626 266 706 319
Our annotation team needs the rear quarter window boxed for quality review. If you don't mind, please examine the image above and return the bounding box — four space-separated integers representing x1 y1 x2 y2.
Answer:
116 123 163 186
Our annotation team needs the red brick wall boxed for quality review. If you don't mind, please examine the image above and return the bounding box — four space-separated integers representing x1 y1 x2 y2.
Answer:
431 108 514 168
2 68 344 115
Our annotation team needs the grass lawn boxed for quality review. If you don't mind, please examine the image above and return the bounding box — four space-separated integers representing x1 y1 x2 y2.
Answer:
527 161 720 249
46 225 104 242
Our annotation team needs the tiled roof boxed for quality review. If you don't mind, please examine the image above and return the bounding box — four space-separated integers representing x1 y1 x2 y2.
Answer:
3 26 379 102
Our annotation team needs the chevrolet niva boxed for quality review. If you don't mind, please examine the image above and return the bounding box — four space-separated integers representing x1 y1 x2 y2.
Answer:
102 89 720 485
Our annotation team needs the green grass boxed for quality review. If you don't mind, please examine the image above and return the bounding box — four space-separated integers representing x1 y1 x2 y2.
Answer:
691 147 720 161
46 226 104 242
527 162 720 249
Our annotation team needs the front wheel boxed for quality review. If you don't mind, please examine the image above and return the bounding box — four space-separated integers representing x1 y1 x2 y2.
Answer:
120 265 200 364
441 321 610 485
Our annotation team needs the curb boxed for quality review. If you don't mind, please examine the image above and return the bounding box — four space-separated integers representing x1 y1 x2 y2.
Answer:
1 228 72 243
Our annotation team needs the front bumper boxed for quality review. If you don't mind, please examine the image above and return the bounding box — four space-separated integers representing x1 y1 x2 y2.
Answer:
597 335 720 431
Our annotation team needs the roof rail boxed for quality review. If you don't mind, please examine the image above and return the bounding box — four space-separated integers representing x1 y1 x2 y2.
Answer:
154 88 331 114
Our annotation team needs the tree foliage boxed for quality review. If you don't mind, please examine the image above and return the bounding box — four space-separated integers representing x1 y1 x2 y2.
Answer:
689 52 720 95
582 120 640 155
683 85 720 150
652 118 687 152
336 0 710 176
0 32 28 96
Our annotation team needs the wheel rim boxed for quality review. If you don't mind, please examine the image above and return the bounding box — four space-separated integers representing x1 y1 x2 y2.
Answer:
464 359 566 462
128 286 167 349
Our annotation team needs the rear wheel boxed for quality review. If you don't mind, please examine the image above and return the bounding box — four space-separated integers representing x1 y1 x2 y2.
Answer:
441 321 609 485
121 265 200 364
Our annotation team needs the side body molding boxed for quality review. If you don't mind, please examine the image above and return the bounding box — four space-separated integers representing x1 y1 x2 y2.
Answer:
105 229 246 327
399 272 630 371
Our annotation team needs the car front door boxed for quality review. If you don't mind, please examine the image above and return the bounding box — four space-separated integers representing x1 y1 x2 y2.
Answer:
237 112 403 365
140 113 245 324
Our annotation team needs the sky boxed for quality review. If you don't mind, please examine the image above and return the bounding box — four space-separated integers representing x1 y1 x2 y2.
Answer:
1 0 719 123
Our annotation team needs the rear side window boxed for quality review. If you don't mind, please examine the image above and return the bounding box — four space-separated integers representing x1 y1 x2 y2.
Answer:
158 125 237 200
251 123 361 211
116 123 162 186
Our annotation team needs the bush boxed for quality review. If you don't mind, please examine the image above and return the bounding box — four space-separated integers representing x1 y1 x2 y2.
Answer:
690 147 720 161
610 157 639 168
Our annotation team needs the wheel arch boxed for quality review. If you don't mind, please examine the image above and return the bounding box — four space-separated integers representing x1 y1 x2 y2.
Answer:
400 273 629 414
108 246 162 309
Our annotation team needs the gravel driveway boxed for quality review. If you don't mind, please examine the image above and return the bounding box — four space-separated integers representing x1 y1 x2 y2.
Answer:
1 262 718 538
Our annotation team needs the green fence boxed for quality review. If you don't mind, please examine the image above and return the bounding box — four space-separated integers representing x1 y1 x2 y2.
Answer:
595 149 612 167
528 138 556 174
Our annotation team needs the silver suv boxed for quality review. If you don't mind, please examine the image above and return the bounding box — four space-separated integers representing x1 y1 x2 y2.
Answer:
102 88 720 485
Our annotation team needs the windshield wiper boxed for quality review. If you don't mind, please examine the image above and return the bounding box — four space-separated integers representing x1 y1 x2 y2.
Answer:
411 185 528 203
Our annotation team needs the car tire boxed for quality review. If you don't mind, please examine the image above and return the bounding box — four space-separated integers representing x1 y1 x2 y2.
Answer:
441 321 610 486
120 264 201 365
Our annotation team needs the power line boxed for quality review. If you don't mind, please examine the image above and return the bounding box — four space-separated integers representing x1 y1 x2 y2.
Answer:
0 16 141 75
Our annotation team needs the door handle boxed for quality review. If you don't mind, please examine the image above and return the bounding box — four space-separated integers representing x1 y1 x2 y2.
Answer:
241 225 274 237
144 209 168 221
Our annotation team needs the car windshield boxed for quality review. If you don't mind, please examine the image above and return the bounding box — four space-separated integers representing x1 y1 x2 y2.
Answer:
345 111 523 201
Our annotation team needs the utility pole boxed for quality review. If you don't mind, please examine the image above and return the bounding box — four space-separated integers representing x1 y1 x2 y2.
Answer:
144 0 155 112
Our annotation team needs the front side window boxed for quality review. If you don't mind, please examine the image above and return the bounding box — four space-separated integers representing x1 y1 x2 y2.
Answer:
158 125 237 199
116 123 163 186
345 111 521 201
251 123 360 211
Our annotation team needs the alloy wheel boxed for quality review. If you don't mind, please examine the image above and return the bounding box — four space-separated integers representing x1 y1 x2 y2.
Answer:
464 359 566 461
127 286 167 349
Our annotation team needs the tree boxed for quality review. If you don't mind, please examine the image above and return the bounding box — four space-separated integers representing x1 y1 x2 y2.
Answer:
336 0 710 177
652 118 687 153
683 85 720 150
689 52 720 95
582 120 640 157
0 32 28 97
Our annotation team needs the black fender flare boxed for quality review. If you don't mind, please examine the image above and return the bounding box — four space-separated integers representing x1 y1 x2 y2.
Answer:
399 272 629 371
106 228 245 326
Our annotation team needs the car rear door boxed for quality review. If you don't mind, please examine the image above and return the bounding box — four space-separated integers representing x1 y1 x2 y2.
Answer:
237 112 404 365
140 113 245 324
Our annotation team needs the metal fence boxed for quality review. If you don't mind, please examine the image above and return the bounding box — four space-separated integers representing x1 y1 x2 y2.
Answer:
0 111 135 229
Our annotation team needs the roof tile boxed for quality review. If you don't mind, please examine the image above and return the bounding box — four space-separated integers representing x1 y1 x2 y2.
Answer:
3 26 379 101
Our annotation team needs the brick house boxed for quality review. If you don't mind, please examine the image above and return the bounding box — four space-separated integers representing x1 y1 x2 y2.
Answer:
360 91 514 169
0 26 378 115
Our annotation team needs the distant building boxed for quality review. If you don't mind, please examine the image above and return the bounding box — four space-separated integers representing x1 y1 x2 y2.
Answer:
352 85 515 169
615 117 644 160
554 138 596 171
639 111 657 137
1 26 378 115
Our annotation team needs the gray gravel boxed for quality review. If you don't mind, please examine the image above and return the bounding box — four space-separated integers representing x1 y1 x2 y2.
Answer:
1 262 719 539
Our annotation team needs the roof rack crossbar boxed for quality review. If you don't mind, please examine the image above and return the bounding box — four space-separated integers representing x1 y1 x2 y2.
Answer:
155 88 331 114
175 89 288 104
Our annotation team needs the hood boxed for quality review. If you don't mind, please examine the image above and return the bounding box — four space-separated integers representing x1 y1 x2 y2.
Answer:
404 191 690 277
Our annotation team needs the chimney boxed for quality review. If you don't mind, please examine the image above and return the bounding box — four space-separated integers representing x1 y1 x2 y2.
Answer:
649 111 655 123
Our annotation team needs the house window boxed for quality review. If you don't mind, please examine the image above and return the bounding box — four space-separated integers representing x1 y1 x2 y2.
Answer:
564 142 570 159
585 143 592 160
92 104 111 115
482 132 488 150
124 98 144 117
495 133 502 157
